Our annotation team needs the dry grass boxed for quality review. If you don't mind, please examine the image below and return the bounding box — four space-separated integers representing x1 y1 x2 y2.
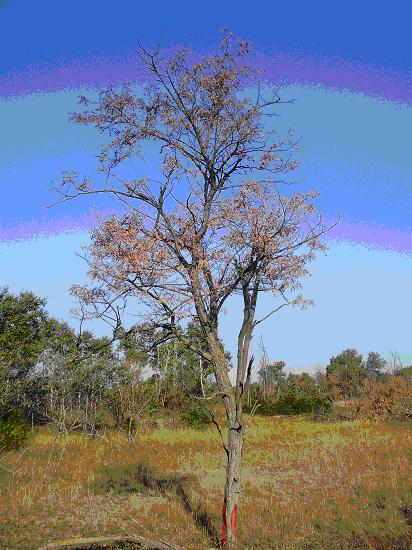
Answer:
0 417 411 549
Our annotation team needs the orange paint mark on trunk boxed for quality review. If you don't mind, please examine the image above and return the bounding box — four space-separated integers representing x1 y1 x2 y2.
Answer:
220 497 238 545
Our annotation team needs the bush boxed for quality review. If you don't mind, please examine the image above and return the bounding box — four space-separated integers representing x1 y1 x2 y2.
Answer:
245 393 332 417
274 393 331 416
0 409 30 451
356 376 412 420
243 401 279 416
180 402 211 429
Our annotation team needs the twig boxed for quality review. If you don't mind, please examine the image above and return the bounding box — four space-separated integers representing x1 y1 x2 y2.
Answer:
130 517 180 549
208 410 229 459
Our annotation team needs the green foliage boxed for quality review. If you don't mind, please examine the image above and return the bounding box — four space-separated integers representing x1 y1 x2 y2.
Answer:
0 286 123 433
180 401 211 430
118 321 231 415
0 289 110 425
258 360 286 385
273 392 331 415
258 360 287 400
244 400 278 416
362 351 388 378
118 323 157 372
154 321 230 399
398 365 412 379
287 372 319 397
327 348 363 376
0 409 30 451
246 393 331 417
0 287 49 378
326 348 364 400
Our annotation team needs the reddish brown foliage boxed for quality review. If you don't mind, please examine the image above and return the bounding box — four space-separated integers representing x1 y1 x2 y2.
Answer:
356 376 412 420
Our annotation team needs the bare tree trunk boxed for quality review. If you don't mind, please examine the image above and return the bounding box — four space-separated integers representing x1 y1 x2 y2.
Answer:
204 329 249 548
204 330 241 547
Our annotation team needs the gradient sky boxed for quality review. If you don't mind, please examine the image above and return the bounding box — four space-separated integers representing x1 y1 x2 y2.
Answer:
1 0 412 373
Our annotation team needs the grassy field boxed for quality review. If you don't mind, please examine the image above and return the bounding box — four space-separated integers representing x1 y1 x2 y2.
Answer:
0 417 411 549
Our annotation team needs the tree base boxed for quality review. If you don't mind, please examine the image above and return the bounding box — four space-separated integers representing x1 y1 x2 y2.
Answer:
220 497 238 546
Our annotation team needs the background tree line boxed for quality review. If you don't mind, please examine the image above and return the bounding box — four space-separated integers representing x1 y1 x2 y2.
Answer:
0 287 226 448
1 285 411 454
250 342 412 419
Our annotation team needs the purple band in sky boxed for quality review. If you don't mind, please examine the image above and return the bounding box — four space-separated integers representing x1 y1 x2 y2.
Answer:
1 49 412 105
0 210 111 244
2 47 411 252
2 212 411 256
328 220 412 255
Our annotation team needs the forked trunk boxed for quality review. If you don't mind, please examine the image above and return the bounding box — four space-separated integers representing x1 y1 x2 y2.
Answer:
221 418 244 547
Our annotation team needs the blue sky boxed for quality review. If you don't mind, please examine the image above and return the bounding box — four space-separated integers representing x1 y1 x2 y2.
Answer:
1 1 412 372
1 1 412 72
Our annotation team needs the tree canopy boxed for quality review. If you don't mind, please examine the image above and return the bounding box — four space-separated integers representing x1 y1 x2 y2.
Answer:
0 287 49 378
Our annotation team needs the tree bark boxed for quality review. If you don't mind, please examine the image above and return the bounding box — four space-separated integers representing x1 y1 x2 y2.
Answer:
221 415 243 547
203 330 243 547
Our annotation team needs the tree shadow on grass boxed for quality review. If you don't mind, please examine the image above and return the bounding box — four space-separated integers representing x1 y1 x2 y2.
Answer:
94 462 220 547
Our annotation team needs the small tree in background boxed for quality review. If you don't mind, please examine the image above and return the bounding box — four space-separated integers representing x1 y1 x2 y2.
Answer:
287 372 318 398
258 360 287 400
313 367 329 397
0 287 49 382
118 321 227 412
326 348 364 402
106 375 158 438
388 349 403 374
54 32 329 546
257 338 287 400
362 351 388 378
39 328 121 434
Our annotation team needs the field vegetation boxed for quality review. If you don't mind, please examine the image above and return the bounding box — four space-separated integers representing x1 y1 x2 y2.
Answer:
0 417 411 549
1 287 412 548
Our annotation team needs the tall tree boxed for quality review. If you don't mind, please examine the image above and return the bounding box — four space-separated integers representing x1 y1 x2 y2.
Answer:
55 32 328 546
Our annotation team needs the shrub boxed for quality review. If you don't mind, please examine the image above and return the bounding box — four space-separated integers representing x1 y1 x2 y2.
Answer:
245 393 331 417
0 409 30 451
180 402 211 430
244 400 279 416
356 376 412 420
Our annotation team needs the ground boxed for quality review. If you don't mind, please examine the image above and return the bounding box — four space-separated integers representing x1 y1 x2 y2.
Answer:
0 417 411 549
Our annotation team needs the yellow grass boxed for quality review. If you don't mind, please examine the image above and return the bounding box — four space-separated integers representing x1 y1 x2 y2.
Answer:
0 417 411 549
